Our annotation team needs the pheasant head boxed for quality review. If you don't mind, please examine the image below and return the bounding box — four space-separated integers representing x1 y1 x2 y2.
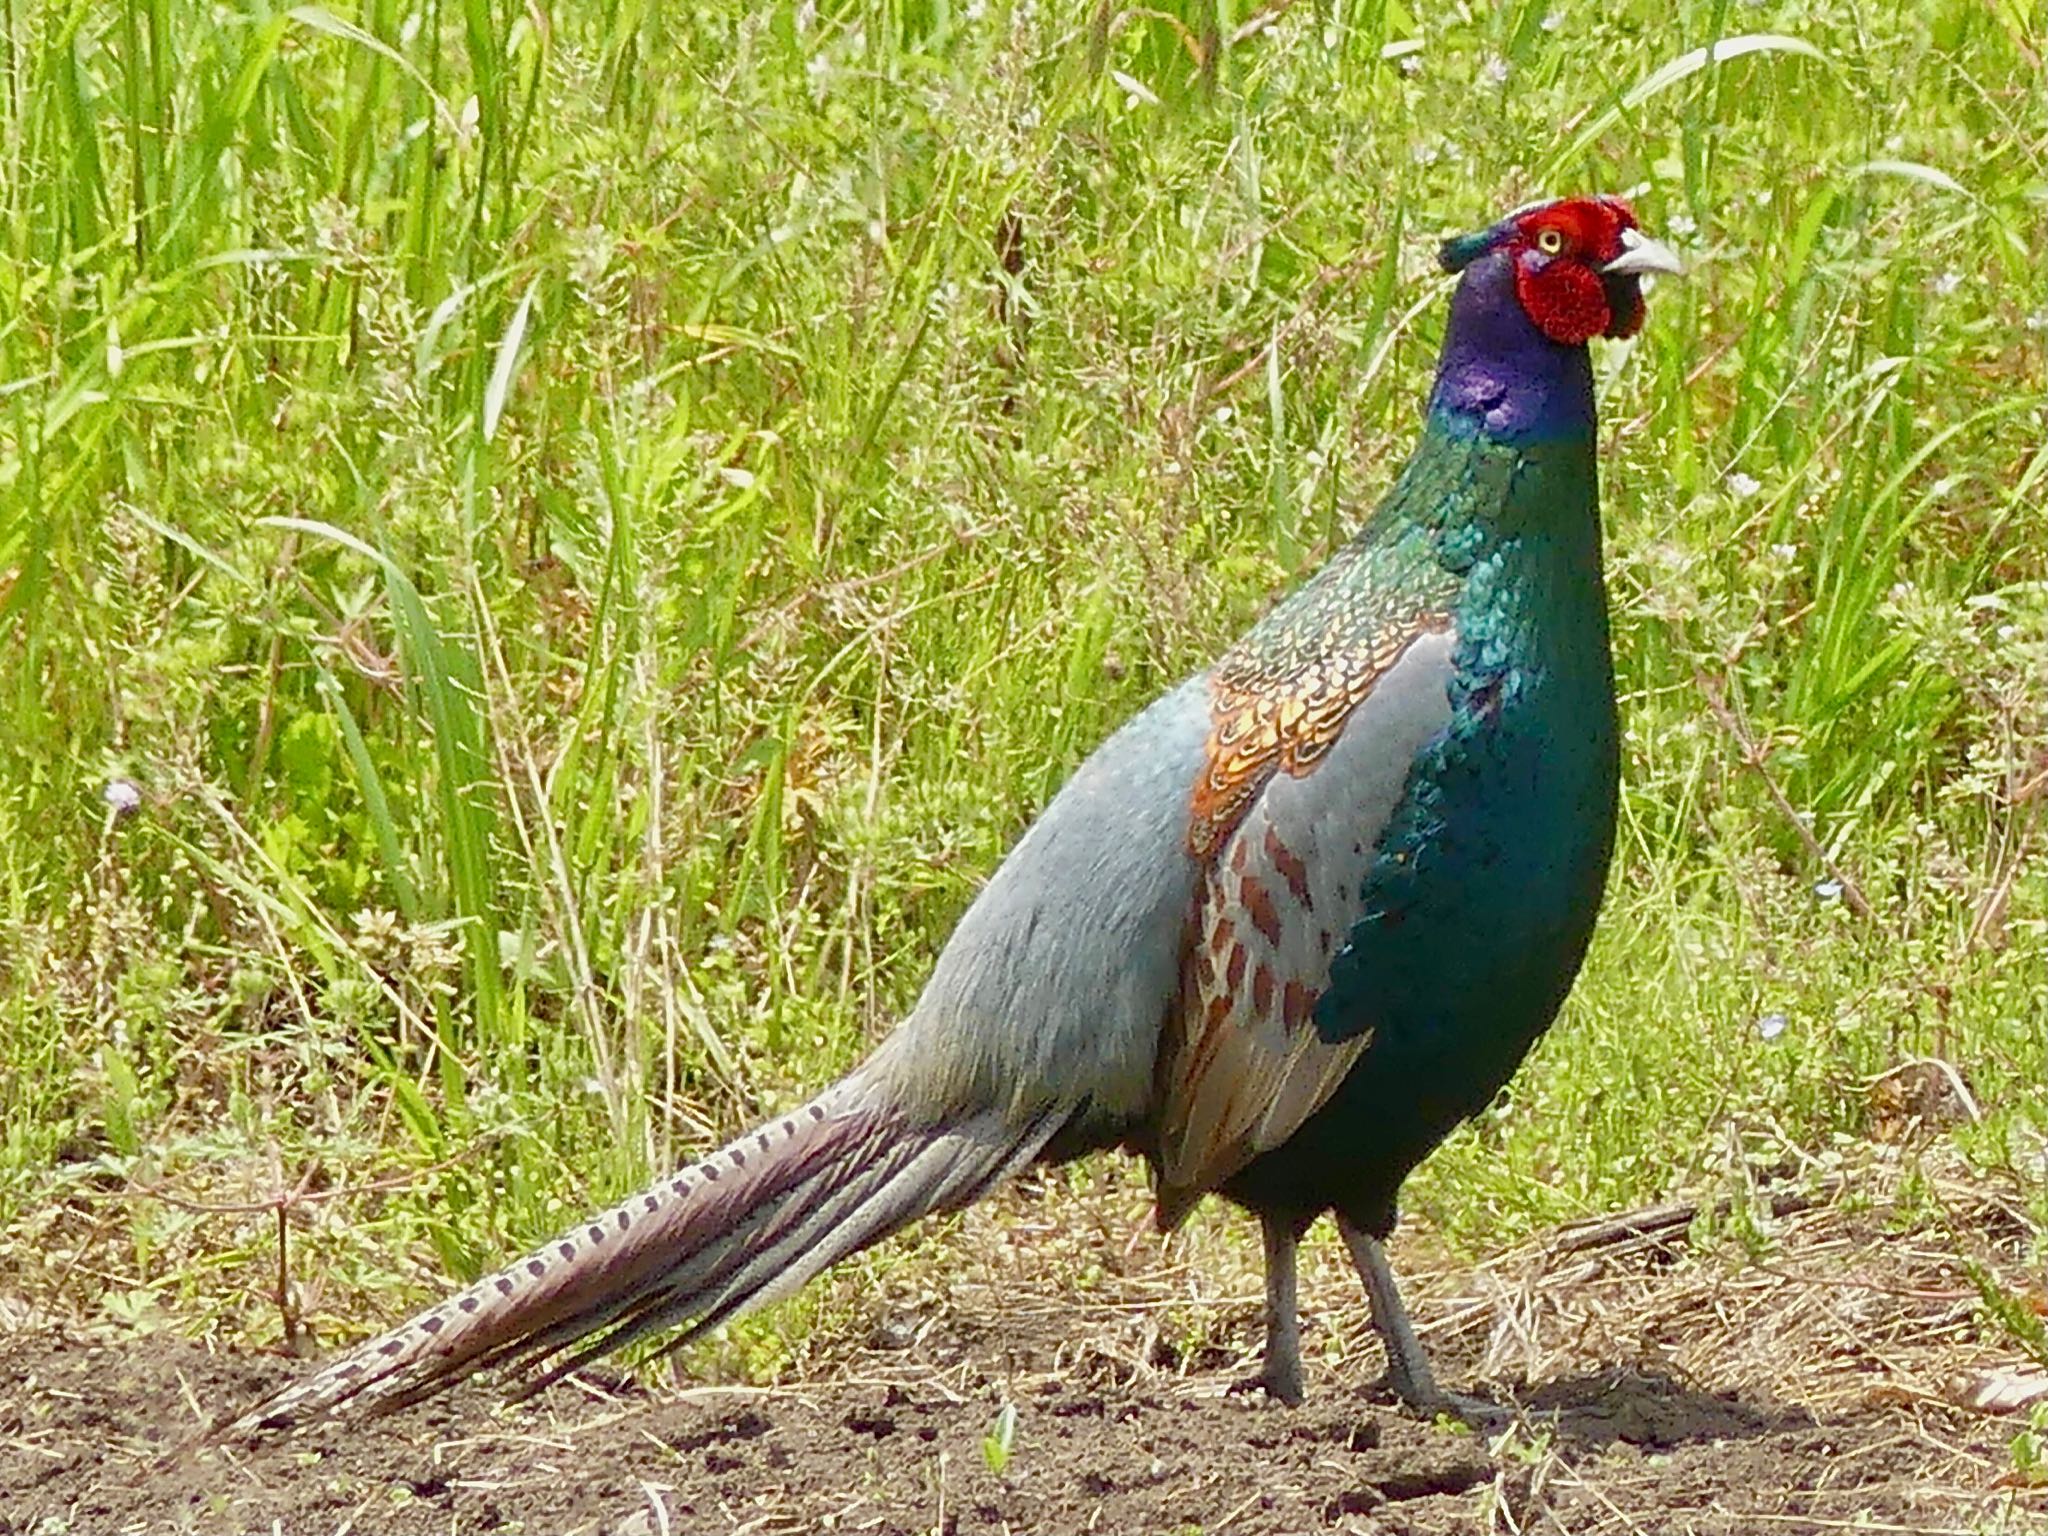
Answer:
1440 195 1683 343
1429 195 1682 439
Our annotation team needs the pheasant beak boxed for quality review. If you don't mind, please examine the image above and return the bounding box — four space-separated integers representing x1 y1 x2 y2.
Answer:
1601 227 1684 278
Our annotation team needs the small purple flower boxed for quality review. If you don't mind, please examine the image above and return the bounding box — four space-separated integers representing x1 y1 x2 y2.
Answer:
103 779 141 817
1757 1012 1788 1041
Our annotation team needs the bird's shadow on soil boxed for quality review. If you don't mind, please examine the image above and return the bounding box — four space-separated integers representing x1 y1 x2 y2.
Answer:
1495 1364 1810 1450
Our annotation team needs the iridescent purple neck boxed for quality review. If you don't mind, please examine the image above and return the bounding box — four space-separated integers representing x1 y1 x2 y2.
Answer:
1427 249 1595 443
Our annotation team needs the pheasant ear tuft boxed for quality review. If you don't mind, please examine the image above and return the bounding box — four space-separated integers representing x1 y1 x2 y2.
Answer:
1438 227 1496 274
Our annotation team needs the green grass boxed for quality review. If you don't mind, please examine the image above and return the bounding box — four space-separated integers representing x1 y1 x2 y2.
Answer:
0 0 2042 1362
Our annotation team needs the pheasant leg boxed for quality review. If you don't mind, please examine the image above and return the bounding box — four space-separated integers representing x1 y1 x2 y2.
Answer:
1336 1218 1444 1410
1253 1211 1309 1405
1337 1217 1515 1426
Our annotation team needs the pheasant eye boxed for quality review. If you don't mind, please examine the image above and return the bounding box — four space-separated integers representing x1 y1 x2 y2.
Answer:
1535 228 1566 255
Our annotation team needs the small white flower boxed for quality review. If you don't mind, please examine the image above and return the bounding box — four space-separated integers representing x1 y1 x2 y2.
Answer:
1932 271 1962 296
1726 471 1762 500
1757 1012 1788 1041
1667 210 1699 238
1399 53 1422 76
1814 878 1844 902
103 778 141 815
1540 11 1562 29
1770 543 1798 561
1483 55 1510 85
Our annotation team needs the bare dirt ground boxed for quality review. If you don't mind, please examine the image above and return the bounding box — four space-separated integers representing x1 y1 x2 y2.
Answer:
6 1145 2046 1535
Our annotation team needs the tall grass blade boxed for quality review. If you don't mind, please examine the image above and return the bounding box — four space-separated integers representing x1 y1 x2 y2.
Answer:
482 282 535 444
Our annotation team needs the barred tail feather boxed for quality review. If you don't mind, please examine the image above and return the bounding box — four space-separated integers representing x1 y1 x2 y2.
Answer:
513 1098 1061 1400
221 1075 1066 1438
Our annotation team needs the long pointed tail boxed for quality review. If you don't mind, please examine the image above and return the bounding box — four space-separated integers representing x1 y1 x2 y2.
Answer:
220 1074 1064 1437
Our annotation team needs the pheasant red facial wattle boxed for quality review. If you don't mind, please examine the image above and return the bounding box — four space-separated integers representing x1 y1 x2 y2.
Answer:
1511 197 1646 343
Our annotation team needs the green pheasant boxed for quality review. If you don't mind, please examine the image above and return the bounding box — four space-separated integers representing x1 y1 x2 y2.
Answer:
226 195 1680 1436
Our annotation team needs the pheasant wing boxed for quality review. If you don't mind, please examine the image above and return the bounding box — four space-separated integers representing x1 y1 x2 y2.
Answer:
1154 596 1456 1222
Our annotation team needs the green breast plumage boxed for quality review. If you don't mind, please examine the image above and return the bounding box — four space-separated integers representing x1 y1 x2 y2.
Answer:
1221 412 1619 1228
1330 421 1617 1040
